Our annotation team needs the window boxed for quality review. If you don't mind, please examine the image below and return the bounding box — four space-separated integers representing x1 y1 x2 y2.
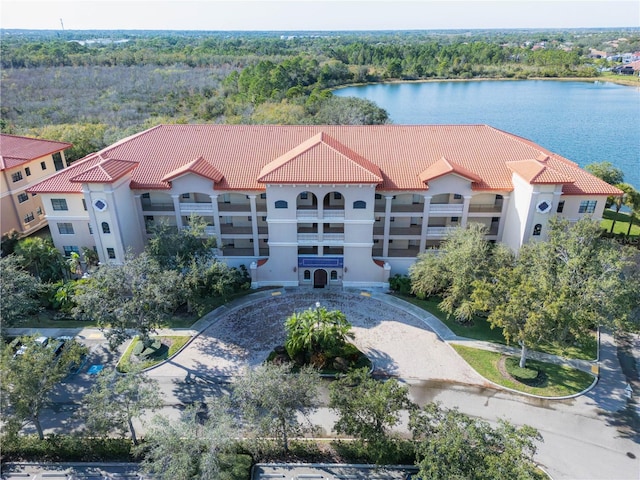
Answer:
24 212 34 223
36 207 43 216
25 167 31 176
557 201 565 213
182 193 190 198
300 192 308 200
40 161 47 170
11 171 23 182
58 223 74 235
107 248 116 259
141 193 150 199
453 193 462 199
579 200 597 214
82 199 87 210
275 200 288 209
533 224 542 236
248 216 252 221
17 192 28 203
334 192 342 200
261 216 267 221
451 217 459 222
304 270 311 280
102 222 111 234
353 200 366 209
373 239 380 243
410 217 419 226
330 270 338 280
88 223 93 234
63 246 79 257
260 193 267 199
51 198 68 211
53 152 64 171
375 194 382 200
390 217 395 222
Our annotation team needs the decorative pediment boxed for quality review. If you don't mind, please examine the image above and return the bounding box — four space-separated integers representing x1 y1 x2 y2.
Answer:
69 157 138 183
506 159 575 185
418 156 482 184
257 132 382 184
161 156 224 183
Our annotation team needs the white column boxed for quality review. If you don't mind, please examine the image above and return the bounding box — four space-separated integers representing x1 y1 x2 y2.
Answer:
497 194 510 241
461 195 472 228
523 191 540 241
105 189 126 262
382 195 393 257
249 195 259 257
209 195 221 250
83 186 105 263
171 194 182 229
419 195 432 252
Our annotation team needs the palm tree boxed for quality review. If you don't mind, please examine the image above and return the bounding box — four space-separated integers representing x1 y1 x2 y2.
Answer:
609 183 636 233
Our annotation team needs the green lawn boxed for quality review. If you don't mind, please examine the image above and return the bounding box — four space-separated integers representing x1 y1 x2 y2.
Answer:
396 294 597 360
117 335 191 373
601 209 640 236
452 344 595 397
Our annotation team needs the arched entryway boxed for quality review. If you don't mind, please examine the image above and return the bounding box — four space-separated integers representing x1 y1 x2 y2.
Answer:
313 269 328 288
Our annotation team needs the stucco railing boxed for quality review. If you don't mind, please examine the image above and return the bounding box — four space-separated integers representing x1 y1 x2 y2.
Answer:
429 203 464 215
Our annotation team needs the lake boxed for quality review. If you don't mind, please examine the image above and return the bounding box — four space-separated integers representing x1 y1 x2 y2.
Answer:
334 80 640 189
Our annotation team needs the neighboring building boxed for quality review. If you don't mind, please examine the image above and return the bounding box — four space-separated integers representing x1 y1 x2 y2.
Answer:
28 124 621 288
1 134 72 237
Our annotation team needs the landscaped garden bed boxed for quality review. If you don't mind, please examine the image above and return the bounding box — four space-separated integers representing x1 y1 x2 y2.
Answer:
117 335 191 373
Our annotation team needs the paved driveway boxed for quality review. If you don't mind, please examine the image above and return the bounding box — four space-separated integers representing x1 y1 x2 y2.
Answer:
148 289 486 386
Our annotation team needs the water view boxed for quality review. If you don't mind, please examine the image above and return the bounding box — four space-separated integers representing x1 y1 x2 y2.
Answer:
335 80 640 188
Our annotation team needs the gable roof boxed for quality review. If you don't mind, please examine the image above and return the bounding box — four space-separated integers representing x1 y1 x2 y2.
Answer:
161 156 224 184
418 156 482 185
257 132 383 184
27 124 622 197
0 134 71 170
506 158 575 185
70 157 138 184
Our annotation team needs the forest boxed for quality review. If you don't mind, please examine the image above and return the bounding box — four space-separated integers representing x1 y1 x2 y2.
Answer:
1 28 638 162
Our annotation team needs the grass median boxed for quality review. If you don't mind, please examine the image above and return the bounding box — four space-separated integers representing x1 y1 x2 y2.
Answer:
117 335 191 373
452 344 595 397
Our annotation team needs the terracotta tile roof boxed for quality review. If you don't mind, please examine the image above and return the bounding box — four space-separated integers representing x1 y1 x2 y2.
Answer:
506 158 575 185
418 156 482 185
70 157 138 184
162 156 224 184
0 134 71 170
258 132 382 184
27 124 622 197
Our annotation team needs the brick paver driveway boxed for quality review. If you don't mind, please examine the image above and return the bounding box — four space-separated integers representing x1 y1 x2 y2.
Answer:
150 290 485 386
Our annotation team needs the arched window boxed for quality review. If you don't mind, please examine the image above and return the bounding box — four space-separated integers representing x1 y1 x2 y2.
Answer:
533 224 542 236
304 270 311 280
330 270 338 280
101 222 111 234
275 200 288 209
353 200 366 209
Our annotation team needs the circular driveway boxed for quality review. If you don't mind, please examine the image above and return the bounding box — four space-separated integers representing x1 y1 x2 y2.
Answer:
150 290 486 386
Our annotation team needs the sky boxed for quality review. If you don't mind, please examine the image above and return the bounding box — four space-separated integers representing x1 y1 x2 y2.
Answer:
1 0 638 31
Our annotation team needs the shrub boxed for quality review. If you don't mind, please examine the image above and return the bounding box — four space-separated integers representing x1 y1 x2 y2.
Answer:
389 274 412 295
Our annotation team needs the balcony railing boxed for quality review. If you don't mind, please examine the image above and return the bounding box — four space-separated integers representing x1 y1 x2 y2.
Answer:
429 203 464 215
141 202 174 212
468 203 503 213
297 233 345 243
296 209 345 220
426 226 457 237
180 202 213 214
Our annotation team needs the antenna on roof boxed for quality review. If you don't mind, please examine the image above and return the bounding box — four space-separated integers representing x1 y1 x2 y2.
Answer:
60 18 65 31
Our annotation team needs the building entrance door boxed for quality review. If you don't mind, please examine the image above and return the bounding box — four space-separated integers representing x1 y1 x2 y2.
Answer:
313 269 328 288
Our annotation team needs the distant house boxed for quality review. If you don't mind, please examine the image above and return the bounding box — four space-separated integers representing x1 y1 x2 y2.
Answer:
612 60 640 75
1 134 72 237
28 125 621 289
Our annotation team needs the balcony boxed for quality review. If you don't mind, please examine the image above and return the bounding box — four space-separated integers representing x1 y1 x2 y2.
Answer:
218 202 251 212
390 203 424 213
468 203 503 214
426 226 457 237
297 233 345 243
180 202 213 214
296 209 345 220
429 203 464 215
373 226 423 236
141 202 174 212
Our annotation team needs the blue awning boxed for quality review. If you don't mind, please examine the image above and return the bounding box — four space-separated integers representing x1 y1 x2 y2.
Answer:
298 257 344 268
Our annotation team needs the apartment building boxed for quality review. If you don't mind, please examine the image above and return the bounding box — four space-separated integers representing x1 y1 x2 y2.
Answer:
28 124 621 288
1 134 72 237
